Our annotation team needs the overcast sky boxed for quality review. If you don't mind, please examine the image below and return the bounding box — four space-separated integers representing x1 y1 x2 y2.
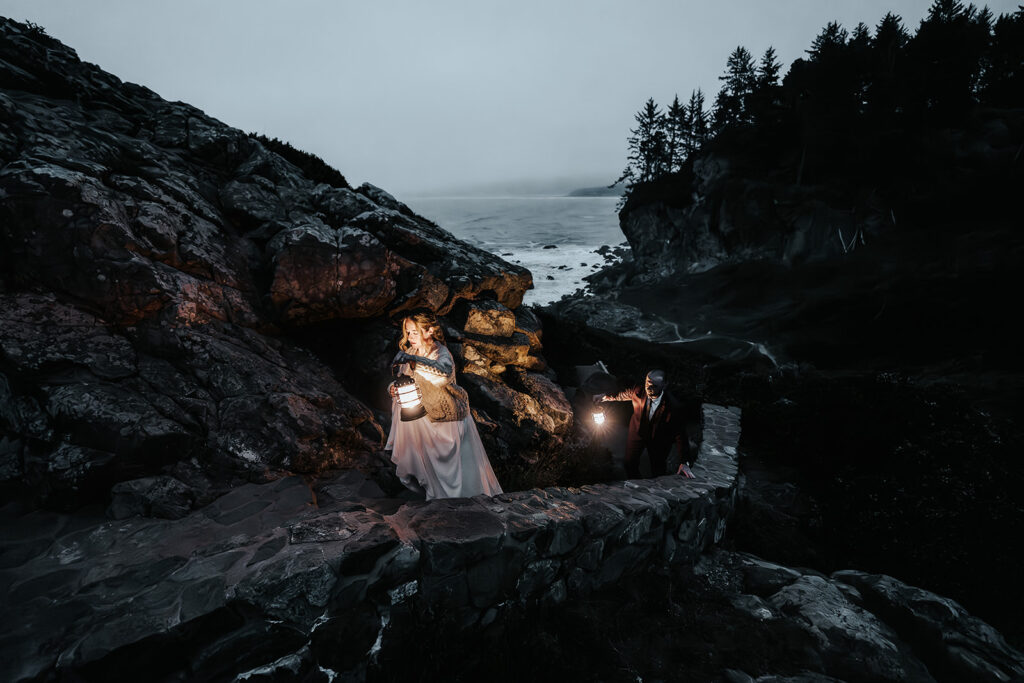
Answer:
4 1 1021 195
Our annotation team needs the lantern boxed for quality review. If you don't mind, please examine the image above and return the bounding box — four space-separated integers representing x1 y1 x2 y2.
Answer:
393 374 426 421
592 406 606 425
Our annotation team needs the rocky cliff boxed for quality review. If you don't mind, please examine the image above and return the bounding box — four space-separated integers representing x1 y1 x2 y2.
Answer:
615 111 1023 281
5 17 1024 683
0 17 570 512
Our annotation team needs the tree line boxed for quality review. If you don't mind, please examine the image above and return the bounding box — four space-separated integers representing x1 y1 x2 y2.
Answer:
615 1 1024 201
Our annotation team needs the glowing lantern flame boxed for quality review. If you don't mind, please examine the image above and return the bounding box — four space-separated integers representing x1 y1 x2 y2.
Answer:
592 409 605 425
394 374 426 421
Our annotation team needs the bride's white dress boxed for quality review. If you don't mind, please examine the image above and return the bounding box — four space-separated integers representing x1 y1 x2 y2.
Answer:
385 345 503 500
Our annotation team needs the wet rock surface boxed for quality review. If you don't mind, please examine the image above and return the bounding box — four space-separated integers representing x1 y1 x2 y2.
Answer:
4 400 1019 681
376 549 1024 683
833 571 1024 683
0 292 383 506
0 18 563 510
0 404 742 681
3 16 1024 683
542 200 1024 656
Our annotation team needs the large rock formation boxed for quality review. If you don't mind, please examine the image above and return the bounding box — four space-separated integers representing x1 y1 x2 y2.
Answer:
614 155 891 280
0 17 565 511
615 112 1023 281
2 403 1020 681
0 403 742 682
4 16 1023 683
714 552 1024 683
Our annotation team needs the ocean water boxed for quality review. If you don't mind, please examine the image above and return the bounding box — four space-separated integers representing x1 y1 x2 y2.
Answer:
404 196 626 306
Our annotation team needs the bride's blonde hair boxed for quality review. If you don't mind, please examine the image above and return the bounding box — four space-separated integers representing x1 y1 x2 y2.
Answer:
398 309 446 352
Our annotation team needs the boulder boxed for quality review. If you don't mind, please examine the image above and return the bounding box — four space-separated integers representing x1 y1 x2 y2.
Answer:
461 372 572 442
462 332 542 370
0 473 421 682
456 299 516 337
107 475 195 519
735 552 804 596
461 343 507 377
833 570 1024 683
267 220 397 321
0 17 565 508
507 369 573 436
218 176 287 233
767 575 933 682
513 305 544 351
0 293 384 505
346 208 532 314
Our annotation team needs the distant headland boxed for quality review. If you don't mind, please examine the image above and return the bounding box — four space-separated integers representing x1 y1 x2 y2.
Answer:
404 175 622 198
566 183 623 197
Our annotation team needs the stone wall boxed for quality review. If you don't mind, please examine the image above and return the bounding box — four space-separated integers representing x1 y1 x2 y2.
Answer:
379 404 741 625
1 405 741 681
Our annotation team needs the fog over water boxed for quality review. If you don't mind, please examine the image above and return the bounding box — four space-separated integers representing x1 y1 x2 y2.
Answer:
4 0 1021 195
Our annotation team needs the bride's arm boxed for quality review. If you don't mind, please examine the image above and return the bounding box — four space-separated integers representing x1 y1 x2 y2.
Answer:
403 347 455 385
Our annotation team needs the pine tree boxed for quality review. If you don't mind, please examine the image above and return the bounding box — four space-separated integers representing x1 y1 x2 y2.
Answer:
615 98 670 191
848 23 873 112
665 95 689 172
687 88 709 155
807 21 849 62
714 45 757 130
927 0 967 23
723 45 757 96
850 22 872 49
909 0 992 122
972 6 995 94
873 12 910 75
749 47 784 126
981 6 1024 106
802 20 863 121
868 13 911 119
712 90 735 132
756 46 782 89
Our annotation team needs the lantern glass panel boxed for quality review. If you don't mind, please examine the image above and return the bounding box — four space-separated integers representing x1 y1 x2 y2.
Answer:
396 383 420 408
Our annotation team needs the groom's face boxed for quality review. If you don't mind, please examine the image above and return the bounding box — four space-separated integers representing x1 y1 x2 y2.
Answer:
644 373 665 398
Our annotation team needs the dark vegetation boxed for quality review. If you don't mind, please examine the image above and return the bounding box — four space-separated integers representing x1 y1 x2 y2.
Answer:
249 133 351 189
586 0 1024 649
615 1 1024 229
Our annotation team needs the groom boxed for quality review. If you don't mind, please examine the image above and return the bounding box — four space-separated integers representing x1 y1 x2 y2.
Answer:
601 369 694 479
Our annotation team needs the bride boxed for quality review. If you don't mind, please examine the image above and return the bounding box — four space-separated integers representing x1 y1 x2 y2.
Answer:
385 309 503 500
